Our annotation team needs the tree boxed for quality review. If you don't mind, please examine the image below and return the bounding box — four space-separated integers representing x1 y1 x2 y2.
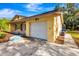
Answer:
54 3 79 31
0 18 10 31
64 3 77 30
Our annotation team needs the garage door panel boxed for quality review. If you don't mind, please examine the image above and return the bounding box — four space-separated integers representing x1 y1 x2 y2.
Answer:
30 22 47 40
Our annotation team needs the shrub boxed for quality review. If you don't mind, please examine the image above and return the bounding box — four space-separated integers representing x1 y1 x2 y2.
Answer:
0 32 6 39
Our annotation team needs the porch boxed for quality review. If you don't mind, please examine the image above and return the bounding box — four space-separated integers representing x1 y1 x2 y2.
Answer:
9 21 26 36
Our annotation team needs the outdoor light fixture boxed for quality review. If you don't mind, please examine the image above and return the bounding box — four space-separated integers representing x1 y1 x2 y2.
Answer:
35 18 39 21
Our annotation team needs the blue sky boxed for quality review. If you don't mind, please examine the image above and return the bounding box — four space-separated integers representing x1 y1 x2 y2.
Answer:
0 3 65 19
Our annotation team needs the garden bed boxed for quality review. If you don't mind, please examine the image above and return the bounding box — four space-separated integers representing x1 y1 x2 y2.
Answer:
55 36 64 44
0 32 13 43
73 38 79 47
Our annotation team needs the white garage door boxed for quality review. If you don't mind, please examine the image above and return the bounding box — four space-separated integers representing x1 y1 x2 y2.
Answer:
30 22 47 40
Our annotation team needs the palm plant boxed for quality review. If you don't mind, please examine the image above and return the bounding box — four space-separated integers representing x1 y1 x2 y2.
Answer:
64 3 77 30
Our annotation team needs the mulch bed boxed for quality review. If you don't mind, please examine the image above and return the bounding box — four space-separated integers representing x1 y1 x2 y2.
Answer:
73 38 79 47
55 36 64 44
0 32 14 43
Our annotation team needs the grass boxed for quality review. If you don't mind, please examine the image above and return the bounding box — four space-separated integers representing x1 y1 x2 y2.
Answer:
66 31 79 39
66 31 79 46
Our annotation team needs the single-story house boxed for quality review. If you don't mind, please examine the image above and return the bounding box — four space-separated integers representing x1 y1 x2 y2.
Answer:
9 10 63 43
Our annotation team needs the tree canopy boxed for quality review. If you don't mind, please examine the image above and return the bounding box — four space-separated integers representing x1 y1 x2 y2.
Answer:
0 18 10 31
55 3 79 31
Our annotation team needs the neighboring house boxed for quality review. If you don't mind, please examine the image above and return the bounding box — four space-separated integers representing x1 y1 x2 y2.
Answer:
9 10 63 43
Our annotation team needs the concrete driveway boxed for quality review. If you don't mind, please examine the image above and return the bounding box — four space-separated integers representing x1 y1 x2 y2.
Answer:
0 34 79 56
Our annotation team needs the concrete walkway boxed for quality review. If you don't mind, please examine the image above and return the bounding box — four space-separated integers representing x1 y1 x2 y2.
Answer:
0 34 79 56
32 43 79 56
64 34 78 48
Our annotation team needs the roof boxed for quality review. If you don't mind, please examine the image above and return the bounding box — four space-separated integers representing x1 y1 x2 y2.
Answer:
10 10 62 23
11 14 28 21
28 9 62 18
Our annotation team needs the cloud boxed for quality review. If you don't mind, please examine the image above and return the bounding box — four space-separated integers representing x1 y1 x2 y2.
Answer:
25 3 43 12
0 4 55 18
24 3 55 12
43 7 55 11
0 8 22 18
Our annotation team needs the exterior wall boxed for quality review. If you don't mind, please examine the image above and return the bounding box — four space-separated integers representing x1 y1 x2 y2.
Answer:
25 13 63 43
9 24 11 32
9 24 15 32
9 12 63 43
47 17 55 42
26 21 30 36
53 13 63 43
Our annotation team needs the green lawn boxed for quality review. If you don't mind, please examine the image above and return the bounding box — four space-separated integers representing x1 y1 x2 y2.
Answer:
66 31 79 46
66 31 79 39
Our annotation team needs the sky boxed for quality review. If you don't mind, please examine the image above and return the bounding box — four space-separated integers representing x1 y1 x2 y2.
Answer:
0 3 65 19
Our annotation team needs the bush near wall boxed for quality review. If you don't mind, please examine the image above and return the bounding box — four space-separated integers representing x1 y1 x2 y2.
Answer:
0 32 6 39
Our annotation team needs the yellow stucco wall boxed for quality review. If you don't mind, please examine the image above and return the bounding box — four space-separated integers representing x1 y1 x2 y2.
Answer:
9 24 16 32
25 12 63 43
47 17 55 43
26 21 30 36
9 12 63 43
9 24 11 32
